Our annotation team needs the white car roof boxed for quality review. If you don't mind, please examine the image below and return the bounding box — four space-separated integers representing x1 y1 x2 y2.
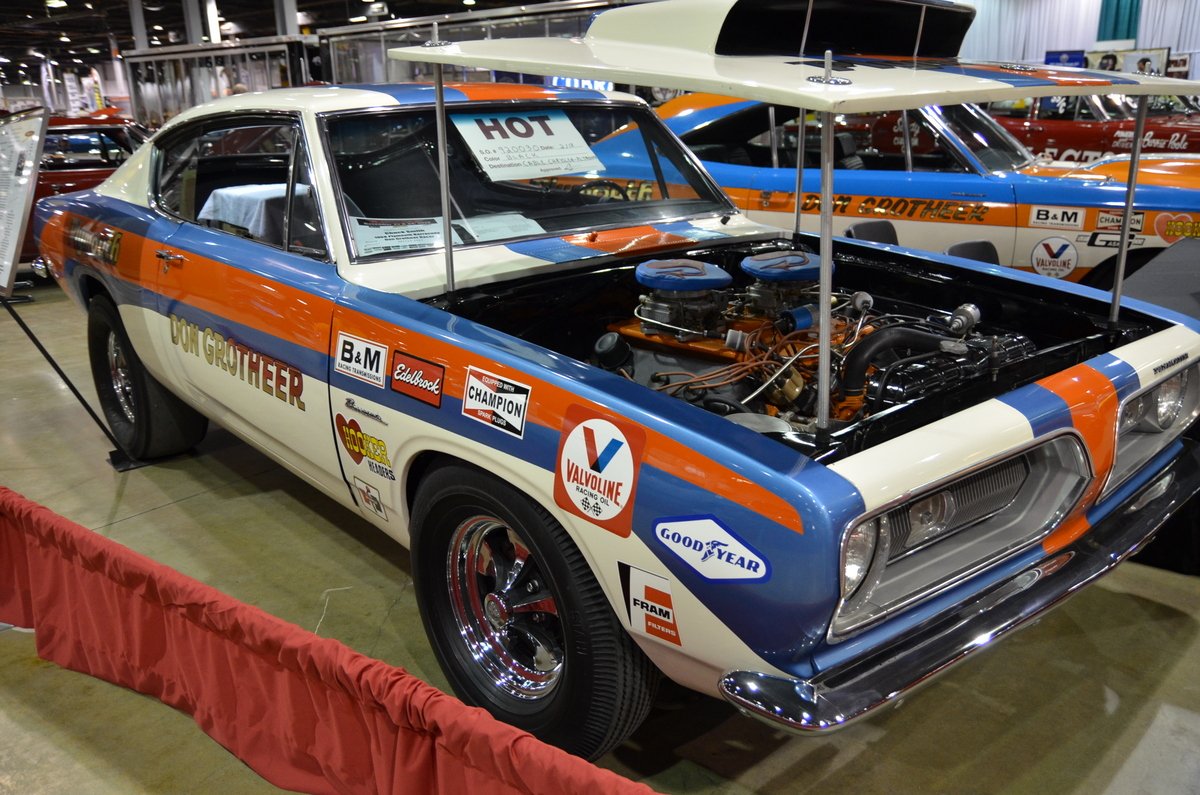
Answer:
389 0 1200 113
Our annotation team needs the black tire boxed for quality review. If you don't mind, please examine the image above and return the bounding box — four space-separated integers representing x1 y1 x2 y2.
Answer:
87 295 208 459
410 463 658 760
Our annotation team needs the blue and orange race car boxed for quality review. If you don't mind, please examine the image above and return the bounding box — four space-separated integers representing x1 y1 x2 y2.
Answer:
34 0 1200 760
656 93 1200 285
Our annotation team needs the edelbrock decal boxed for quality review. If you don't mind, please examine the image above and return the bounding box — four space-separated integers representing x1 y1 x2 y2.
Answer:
462 366 530 438
391 350 444 407
654 516 769 582
618 563 682 646
335 332 387 388
553 405 645 537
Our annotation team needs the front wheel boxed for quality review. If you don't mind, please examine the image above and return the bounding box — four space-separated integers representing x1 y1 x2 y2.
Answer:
410 463 658 760
87 295 208 459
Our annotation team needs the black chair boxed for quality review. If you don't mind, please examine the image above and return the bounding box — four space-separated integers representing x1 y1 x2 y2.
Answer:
946 239 1001 264
845 219 898 244
833 132 864 169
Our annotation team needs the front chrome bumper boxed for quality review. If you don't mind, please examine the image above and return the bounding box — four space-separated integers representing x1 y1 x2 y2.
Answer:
719 440 1200 732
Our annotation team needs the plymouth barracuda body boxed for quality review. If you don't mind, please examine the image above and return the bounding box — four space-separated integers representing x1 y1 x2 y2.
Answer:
35 0 1200 760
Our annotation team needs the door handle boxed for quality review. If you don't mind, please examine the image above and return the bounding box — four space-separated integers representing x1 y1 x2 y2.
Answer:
155 249 185 273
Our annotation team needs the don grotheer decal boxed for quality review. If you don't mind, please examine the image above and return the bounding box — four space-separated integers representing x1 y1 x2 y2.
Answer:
618 563 682 646
462 366 530 437
554 404 646 538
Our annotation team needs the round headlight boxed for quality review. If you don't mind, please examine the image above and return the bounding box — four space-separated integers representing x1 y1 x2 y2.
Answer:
843 520 879 598
1120 393 1148 434
1150 371 1188 431
906 490 958 549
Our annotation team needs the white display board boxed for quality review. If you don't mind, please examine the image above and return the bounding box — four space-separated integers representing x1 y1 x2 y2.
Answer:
0 108 48 297
451 110 603 181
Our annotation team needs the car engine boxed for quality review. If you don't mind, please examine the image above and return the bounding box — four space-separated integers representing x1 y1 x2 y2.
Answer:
591 250 1036 433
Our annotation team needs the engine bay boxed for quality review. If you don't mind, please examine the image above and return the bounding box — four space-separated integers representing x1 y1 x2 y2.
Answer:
451 236 1160 461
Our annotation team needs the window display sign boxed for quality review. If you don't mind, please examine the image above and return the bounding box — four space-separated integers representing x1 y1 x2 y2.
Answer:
451 110 604 181
0 108 48 297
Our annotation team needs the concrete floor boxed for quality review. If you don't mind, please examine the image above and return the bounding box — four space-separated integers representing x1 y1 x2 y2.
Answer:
3 281 1200 795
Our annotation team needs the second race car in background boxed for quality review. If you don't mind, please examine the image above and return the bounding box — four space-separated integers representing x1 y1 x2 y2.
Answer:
656 94 1200 285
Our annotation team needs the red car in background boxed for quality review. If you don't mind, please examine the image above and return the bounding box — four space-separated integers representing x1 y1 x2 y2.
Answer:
988 94 1200 162
20 111 149 262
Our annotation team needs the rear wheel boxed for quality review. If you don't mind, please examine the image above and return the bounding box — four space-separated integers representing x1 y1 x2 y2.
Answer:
410 463 658 760
87 295 208 459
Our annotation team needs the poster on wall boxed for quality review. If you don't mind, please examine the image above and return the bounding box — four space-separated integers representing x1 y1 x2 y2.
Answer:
1045 50 1086 68
1166 53 1191 80
1084 47 1171 74
0 108 49 298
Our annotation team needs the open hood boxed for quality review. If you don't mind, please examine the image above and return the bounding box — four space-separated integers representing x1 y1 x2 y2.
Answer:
388 0 1200 111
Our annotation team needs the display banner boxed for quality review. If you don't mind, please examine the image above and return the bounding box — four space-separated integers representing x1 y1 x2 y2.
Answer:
1044 50 1086 68
0 108 48 298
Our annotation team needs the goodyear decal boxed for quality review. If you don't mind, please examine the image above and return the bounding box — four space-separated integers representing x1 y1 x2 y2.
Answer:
169 313 306 411
619 562 683 646
554 405 646 537
653 515 769 582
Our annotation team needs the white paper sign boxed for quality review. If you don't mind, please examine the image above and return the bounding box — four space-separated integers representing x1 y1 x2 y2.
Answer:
452 110 604 181
0 109 48 297
351 216 463 256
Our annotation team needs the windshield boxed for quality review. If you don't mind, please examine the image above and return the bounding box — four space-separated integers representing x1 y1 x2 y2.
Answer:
325 103 730 260
927 104 1033 171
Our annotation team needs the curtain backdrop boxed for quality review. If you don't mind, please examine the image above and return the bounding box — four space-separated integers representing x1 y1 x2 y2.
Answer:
1099 0 1143 41
960 0 1105 63
1139 0 1200 77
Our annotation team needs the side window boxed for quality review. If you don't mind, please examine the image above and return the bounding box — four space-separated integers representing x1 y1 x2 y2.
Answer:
156 118 327 259
42 130 132 170
988 99 1029 119
1037 96 1077 121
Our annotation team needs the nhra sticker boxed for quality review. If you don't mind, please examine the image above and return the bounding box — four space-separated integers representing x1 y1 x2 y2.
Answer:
1029 205 1084 231
618 563 682 646
353 477 387 520
462 367 530 438
335 332 387 388
390 350 444 408
335 414 396 480
654 516 769 582
554 405 645 538
1030 237 1078 278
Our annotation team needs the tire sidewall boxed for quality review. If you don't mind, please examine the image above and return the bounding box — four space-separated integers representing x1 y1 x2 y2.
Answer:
87 296 149 455
411 467 601 739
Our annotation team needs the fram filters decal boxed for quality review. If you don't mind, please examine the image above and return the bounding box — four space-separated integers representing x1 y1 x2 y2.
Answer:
391 350 444 407
169 314 306 410
335 414 395 480
654 515 769 582
462 366 530 438
1030 237 1078 279
353 477 387 520
554 405 645 537
334 332 387 388
1029 205 1084 231
618 563 682 646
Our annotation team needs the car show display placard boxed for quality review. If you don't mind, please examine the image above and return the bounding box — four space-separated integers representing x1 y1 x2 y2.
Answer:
0 108 48 297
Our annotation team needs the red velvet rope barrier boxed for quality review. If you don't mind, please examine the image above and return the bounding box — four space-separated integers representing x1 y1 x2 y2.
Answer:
0 487 658 795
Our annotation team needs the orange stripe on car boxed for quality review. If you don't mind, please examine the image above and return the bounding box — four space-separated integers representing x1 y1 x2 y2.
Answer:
1037 364 1119 553
563 226 694 255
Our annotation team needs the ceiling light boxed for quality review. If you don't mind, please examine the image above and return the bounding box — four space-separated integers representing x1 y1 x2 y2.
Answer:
87 47 99 53
348 15 367 22
46 0 69 8
60 34 71 42
153 25 163 31
463 0 476 5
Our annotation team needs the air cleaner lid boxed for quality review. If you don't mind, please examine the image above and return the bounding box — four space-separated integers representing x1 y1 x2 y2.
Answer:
635 259 732 291
740 251 825 282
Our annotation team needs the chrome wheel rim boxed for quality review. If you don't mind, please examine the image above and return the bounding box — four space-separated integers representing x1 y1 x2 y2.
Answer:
447 516 563 700
106 330 136 424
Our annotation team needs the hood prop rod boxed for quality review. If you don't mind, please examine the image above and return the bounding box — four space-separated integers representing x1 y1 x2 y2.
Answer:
428 25 457 296
816 50 836 433
1109 95 1148 324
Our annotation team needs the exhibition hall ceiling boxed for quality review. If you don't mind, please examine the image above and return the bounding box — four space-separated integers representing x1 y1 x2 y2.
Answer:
0 0 539 77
